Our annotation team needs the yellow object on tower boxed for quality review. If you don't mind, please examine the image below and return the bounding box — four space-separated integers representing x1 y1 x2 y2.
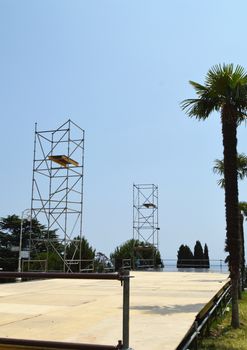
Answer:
48 155 79 167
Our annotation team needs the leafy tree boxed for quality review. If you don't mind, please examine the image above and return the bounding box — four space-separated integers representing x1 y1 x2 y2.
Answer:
66 235 95 260
110 239 163 270
28 251 63 272
0 215 96 273
94 252 114 272
0 247 17 272
0 215 29 271
110 239 135 270
181 63 247 328
0 215 60 272
0 214 59 255
0 215 44 248
65 235 95 272
0 230 11 249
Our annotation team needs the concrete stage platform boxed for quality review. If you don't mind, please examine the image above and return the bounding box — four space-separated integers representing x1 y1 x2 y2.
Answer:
0 271 228 350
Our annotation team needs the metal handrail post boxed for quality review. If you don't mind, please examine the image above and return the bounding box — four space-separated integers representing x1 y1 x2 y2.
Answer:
122 270 130 349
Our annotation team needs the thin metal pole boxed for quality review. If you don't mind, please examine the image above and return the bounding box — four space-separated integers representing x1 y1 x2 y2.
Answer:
47 130 54 271
18 209 31 273
30 123 37 259
122 270 130 350
64 123 70 271
79 128 85 272
18 211 24 273
132 184 135 269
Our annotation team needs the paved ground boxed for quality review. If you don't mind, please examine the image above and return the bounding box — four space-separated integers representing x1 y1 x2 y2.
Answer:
0 271 228 350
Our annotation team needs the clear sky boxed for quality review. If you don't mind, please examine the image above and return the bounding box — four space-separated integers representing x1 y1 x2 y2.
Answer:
1 0 247 261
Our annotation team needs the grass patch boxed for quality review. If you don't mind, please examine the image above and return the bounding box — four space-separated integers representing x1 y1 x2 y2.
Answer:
199 292 247 349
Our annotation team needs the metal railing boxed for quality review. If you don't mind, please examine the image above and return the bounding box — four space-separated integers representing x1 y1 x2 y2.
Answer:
122 259 132 270
80 259 94 272
162 259 228 273
135 259 154 269
176 280 231 350
0 337 121 350
0 271 132 350
22 259 48 272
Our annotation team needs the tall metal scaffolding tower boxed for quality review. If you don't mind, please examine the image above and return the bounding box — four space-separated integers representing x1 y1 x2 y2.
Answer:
29 120 85 272
133 184 159 268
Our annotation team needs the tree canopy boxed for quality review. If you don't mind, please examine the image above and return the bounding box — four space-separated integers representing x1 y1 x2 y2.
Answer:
0 215 96 273
110 239 163 270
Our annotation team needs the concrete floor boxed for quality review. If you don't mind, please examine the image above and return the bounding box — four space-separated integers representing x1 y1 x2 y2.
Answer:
0 271 229 350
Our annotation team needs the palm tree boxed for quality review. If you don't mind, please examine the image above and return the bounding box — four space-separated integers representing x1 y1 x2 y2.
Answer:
181 64 247 328
213 154 247 294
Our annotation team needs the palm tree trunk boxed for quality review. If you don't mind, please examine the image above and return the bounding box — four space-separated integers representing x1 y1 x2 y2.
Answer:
222 106 240 328
237 210 243 299
238 209 245 299
240 212 246 291
231 275 240 326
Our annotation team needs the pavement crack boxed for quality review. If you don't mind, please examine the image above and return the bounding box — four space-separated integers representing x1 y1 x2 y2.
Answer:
0 314 42 327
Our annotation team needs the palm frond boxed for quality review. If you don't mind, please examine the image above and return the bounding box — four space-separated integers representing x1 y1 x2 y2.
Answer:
205 64 247 99
189 81 208 95
213 153 247 188
205 64 232 88
213 159 224 175
237 153 247 179
181 98 215 119
239 201 247 218
231 65 247 86
217 178 225 189
181 63 247 123
213 159 225 188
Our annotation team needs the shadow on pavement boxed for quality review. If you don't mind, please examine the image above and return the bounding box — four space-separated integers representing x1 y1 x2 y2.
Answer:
130 303 205 315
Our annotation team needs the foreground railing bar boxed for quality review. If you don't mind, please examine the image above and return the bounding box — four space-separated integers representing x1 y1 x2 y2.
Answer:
195 280 231 321
0 271 131 350
0 271 122 280
0 337 120 350
176 281 231 350
196 283 231 322
197 286 231 331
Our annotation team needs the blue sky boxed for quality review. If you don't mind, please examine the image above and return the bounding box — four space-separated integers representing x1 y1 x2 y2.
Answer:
1 0 247 260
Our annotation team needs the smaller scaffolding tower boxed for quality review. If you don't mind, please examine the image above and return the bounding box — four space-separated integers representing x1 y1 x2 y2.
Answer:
133 184 159 268
29 120 85 272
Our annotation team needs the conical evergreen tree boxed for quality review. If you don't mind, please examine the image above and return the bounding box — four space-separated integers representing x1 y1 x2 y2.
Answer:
203 244 210 268
177 244 194 268
193 241 204 267
177 244 185 268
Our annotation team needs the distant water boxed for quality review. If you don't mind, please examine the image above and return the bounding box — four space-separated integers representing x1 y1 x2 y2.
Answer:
161 260 229 274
